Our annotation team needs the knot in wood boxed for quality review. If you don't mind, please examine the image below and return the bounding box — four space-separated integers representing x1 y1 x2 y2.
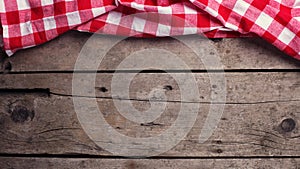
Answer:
280 118 296 132
10 105 34 123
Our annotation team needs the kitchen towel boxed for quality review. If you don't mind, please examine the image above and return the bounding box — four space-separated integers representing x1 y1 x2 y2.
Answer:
0 0 299 59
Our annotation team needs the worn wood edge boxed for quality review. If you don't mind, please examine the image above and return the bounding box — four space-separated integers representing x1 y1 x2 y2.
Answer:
1 31 299 72
0 72 300 103
1 93 300 156
0 157 299 169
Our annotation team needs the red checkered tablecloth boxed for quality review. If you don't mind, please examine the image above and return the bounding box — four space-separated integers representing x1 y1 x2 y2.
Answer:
0 0 300 60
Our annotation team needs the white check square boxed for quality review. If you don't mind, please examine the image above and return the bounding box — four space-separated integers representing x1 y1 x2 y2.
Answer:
0 0 5 12
255 12 273 30
232 0 250 16
132 17 146 32
16 0 30 10
92 7 106 17
2 25 9 38
66 11 81 26
183 5 197 14
20 22 33 36
43 16 57 30
225 22 239 31
278 27 296 45
41 0 54 6
205 6 218 17
106 11 122 25
131 2 144 11
183 27 198 34
158 6 173 14
156 23 171 36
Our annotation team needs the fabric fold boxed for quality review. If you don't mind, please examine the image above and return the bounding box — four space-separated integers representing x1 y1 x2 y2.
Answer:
0 0 299 60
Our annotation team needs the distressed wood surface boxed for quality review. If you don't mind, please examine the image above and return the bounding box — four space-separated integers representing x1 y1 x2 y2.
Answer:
1 94 300 156
1 72 300 103
0 31 299 73
0 73 300 156
1 31 300 167
0 157 299 169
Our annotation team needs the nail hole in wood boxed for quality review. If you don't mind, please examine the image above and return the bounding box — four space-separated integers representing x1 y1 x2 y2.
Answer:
216 149 223 153
280 118 296 132
212 140 222 144
163 85 173 91
98 87 108 93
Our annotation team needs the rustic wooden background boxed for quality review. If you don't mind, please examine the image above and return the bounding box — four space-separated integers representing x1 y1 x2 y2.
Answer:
0 31 300 168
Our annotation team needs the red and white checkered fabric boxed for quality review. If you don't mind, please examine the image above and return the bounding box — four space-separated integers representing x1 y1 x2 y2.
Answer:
0 0 300 60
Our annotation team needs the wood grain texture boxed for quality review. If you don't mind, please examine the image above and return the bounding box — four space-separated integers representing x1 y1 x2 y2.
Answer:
1 30 300 166
0 31 299 73
0 93 300 157
0 73 300 156
1 72 300 103
0 157 299 169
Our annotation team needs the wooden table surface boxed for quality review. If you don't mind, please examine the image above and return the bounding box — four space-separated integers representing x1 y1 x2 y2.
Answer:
1 31 300 168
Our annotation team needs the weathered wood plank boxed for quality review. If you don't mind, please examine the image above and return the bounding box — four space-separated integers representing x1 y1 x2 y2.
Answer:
0 72 300 156
0 157 299 169
0 31 299 72
1 93 300 156
1 72 300 103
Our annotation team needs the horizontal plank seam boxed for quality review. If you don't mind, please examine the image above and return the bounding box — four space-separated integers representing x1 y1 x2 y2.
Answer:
1 154 300 159
2 69 300 74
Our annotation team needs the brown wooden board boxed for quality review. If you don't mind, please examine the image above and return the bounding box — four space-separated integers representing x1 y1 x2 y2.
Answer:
1 31 299 73
0 157 299 169
0 73 300 157
1 31 300 167
1 72 300 103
